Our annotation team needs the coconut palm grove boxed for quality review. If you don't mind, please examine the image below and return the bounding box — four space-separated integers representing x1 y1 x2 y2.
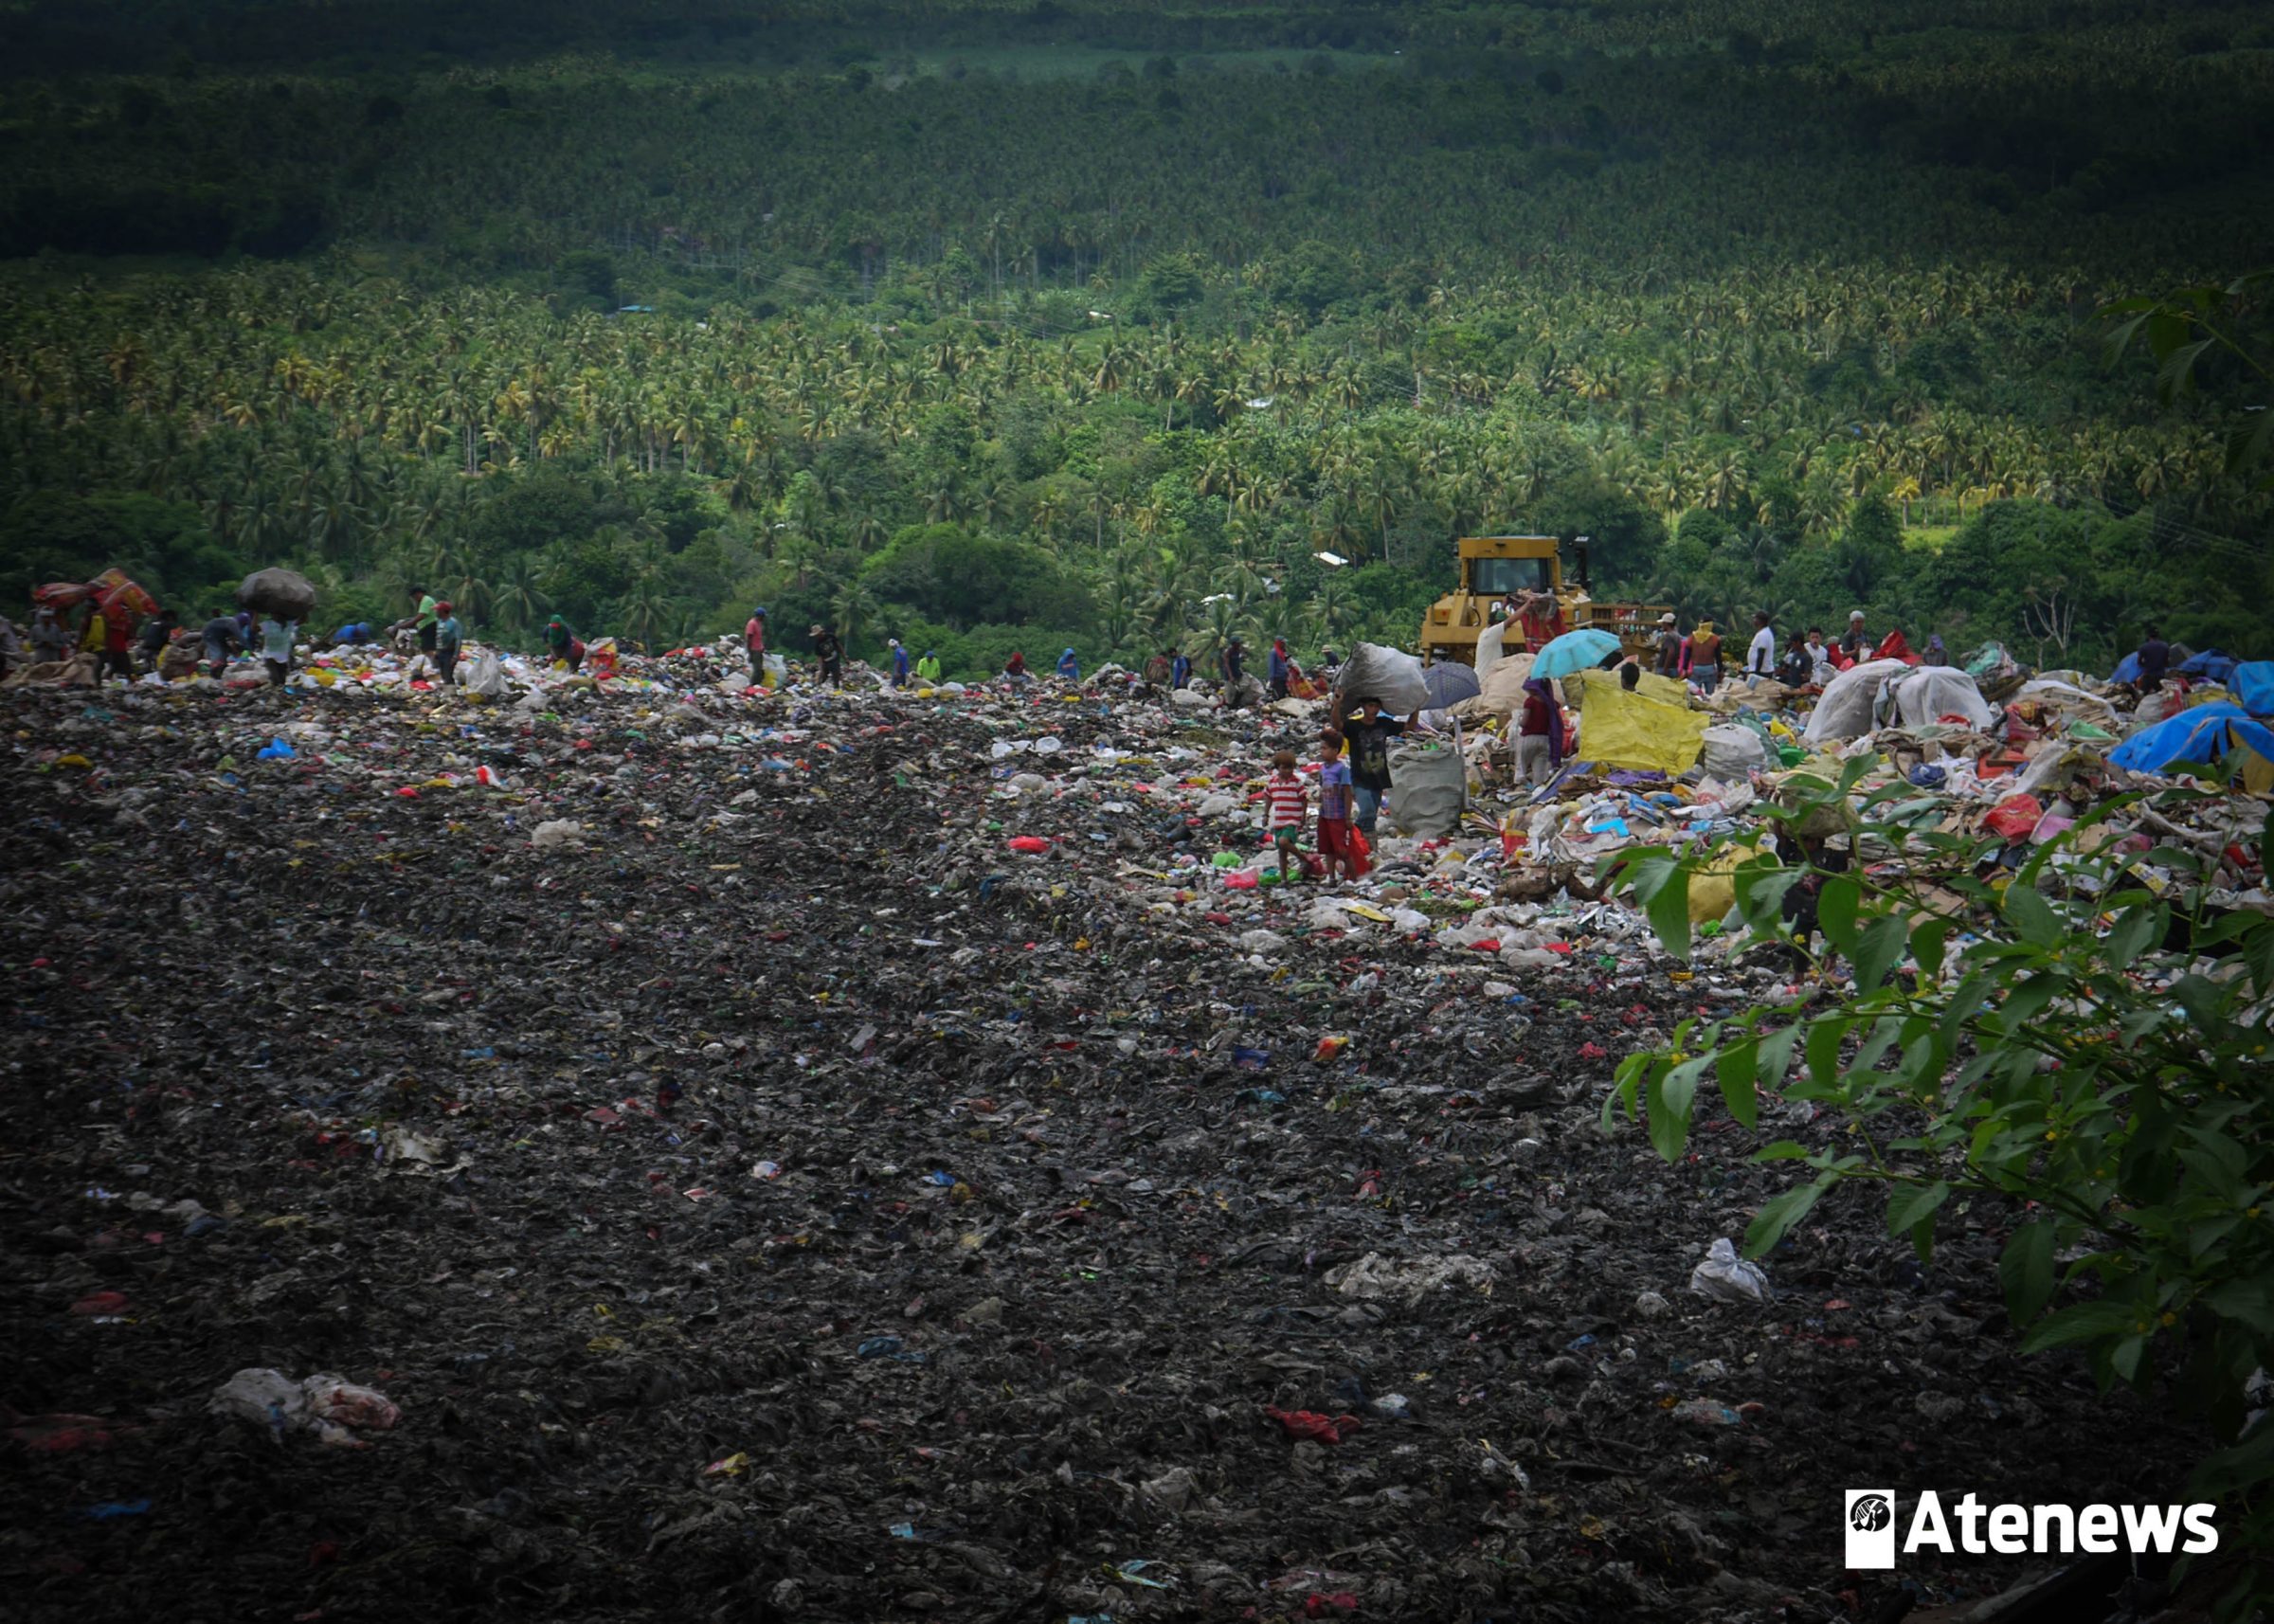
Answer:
1 0 2269 675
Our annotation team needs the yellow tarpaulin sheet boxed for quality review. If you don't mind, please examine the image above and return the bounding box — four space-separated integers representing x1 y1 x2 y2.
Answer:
2229 733 2274 796
1576 669 1707 774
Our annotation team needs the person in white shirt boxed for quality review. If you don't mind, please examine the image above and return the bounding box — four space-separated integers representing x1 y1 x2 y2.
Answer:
1745 610 1777 683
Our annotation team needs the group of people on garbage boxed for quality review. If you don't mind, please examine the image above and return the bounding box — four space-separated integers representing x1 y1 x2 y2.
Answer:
1635 606 1965 697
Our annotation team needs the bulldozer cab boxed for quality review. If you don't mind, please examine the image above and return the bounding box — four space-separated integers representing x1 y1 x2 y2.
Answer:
1419 535 1565 665
1464 550 1559 600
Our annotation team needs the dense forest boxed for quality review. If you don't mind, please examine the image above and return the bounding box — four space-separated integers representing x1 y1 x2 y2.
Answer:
1 0 2269 676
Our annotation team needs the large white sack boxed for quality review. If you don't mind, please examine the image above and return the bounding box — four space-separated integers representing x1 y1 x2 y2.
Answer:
1699 724 1771 778
1803 659 1910 745
1387 742 1468 837
1475 619 1513 681
1334 641 1432 715
1887 665 1995 731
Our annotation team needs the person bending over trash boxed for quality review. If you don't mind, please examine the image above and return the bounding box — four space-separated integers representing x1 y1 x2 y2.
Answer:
1003 650 1030 686
549 613 582 672
915 649 942 685
1056 646 1080 682
200 611 241 678
1265 749 1308 885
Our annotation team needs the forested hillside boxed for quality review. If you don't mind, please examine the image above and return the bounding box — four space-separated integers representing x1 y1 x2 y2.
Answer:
2 0 2268 675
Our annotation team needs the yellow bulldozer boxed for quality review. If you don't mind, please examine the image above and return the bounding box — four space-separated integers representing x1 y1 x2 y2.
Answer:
1417 533 1669 667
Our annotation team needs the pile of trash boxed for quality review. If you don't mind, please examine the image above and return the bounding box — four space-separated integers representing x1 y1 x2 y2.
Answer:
0 640 2238 1624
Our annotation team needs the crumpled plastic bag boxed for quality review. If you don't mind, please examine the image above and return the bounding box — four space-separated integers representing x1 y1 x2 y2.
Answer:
460 649 507 697
208 1368 400 1448
1688 1237 1773 1304
532 819 585 850
1325 1251 1498 1305
1984 792 2043 841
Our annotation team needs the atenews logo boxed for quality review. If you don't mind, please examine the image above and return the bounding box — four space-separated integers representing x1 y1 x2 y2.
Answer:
1845 1490 2218 1569
1846 1489 1897 1569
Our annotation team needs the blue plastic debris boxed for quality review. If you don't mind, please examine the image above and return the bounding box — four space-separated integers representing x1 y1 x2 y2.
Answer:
82 1499 153 1519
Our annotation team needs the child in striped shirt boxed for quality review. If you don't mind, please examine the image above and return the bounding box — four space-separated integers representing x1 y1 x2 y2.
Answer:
1265 749 1308 884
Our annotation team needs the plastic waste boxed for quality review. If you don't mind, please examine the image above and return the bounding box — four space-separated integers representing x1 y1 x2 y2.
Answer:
208 1368 399 1447
1687 1237 1774 1304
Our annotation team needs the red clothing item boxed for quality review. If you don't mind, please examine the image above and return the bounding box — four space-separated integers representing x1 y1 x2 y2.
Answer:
1264 773 1308 831
1517 604 1565 648
1520 694 1556 737
744 618 766 656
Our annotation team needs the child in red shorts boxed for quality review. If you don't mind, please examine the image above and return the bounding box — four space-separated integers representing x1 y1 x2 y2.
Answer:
1315 729 1363 883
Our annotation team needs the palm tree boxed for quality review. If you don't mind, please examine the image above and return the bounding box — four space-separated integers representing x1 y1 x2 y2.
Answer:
830 577 879 650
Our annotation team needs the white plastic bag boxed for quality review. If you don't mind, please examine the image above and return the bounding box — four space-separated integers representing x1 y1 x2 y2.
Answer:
460 649 506 697
1688 1237 1774 1304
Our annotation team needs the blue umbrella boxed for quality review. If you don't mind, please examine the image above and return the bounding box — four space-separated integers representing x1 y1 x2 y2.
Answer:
1418 660 1482 709
1529 627 1623 679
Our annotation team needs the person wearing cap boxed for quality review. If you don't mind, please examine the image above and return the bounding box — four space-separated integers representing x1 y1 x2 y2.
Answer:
915 649 942 685
432 601 462 687
810 623 843 685
1056 646 1080 682
1688 620 1724 695
1838 609 1868 666
890 638 911 687
743 606 767 680
1652 611 1683 677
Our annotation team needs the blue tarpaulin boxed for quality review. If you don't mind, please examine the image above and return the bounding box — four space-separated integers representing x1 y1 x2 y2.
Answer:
2230 660 2274 717
2177 648 2239 684
2108 651 2142 686
2110 700 2274 778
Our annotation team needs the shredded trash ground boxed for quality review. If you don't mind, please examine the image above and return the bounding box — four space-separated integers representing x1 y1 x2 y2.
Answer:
0 647 2230 1623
